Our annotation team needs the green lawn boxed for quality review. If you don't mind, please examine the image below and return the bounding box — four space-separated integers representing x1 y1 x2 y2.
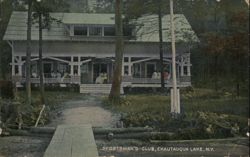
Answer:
15 90 85 109
103 88 249 139
105 88 248 117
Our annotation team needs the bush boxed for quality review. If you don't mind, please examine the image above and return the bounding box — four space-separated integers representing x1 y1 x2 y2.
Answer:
0 81 14 99
0 99 51 127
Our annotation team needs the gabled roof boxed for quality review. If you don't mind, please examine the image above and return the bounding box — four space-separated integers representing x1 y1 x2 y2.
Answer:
3 11 68 41
3 11 199 43
134 14 199 43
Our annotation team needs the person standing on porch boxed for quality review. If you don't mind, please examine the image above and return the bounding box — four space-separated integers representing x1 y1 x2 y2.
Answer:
56 71 61 82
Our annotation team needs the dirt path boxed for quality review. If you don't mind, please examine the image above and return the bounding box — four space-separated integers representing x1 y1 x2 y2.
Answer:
48 95 120 127
0 95 119 157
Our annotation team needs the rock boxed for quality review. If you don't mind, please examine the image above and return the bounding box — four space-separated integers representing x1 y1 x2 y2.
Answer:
107 132 114 141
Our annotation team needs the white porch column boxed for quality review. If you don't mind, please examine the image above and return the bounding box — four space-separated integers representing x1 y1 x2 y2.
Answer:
70 56 74 76
128 57 132 76
11 56 15 76
187 66 191 76
180 56 184 76
78 56 81 76
122 58 124 76
18 64 22 76
181 66 184 76
17 56 22 76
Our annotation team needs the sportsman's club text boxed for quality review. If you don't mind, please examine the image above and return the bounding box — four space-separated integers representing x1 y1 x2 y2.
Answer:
100 146 215 152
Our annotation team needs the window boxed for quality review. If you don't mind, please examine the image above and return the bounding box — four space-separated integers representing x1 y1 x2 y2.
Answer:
104 27 115 36
89 26 102 36
124 57 129 62
74 26 87 36
184 66 188 75
123 26 133 36
133 63 141 78
58 63 70 74
124 66 129 75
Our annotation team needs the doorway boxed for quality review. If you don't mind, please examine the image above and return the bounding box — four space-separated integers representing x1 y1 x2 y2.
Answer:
93 63 108 83
81 63 89 84
146 63 156 78
43 63 52 78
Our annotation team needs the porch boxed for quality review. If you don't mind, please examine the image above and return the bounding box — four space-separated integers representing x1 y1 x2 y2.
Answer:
11 54 192 88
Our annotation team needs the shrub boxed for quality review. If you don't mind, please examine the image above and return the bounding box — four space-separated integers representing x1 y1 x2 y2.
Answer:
0 81 14 99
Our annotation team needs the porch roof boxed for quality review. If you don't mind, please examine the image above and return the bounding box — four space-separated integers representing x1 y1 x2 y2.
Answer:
3 11 199 43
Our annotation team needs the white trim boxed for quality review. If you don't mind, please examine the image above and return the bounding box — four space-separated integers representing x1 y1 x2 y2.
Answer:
128 57 132 76
131 57 174 64
131 57 158 64
21 56 71 64
80 59 92 64
78 56 81 76
70 57 74 76
7 40 13 48
47 57 70 64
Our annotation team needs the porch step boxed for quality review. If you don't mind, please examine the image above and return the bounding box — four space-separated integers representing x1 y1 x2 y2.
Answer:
80 84 124 94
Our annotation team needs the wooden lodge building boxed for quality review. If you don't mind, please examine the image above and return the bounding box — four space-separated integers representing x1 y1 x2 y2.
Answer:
3 11 198 93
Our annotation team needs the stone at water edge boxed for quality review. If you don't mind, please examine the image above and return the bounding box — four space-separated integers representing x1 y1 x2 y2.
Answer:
107 132 114 141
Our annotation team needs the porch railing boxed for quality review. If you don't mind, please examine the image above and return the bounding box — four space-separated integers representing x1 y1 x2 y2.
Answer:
123 76 191 84
12 75 81 84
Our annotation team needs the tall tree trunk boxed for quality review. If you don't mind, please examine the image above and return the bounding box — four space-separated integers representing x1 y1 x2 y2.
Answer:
236 49 240 98
38 13 45 104
214 54 218 91
158 0 164 89
109 0 124 104
26 0 32 105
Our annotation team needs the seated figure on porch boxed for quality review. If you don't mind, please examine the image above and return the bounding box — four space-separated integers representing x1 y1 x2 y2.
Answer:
56 71 61 82
95 73 108 84
51 71 56 78
103 73 108 84
56 71 61 78
152 71 158 79
61 73 70 82
157 72 161 79
31 72 37 78
95 74 104 84
164 71 171 80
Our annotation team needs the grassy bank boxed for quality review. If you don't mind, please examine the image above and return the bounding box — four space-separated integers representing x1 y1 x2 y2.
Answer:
0 91 85 127
103 88 249 139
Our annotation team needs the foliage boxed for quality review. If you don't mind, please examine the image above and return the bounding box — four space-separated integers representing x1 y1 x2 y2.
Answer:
188 1 248 94
104 90 249 139
0 0 13 80
0 91 83 127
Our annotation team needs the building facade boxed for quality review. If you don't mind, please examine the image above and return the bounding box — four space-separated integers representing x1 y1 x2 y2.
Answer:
3 11 198 88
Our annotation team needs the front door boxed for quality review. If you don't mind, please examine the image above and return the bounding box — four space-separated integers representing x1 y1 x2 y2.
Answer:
81 63 89 84
146 63 156 78
43 63 52 78
93 63 108 83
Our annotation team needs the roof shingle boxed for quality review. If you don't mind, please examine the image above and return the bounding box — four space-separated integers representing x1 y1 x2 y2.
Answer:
3 11 199 43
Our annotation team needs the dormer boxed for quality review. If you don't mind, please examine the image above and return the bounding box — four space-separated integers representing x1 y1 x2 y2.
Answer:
61 13 133 38
67 25 116 37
